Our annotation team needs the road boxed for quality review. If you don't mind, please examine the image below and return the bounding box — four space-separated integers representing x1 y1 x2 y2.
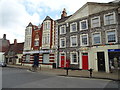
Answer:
2 67 119 88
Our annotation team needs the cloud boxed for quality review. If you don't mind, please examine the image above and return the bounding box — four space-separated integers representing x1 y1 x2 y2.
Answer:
0 0 112 43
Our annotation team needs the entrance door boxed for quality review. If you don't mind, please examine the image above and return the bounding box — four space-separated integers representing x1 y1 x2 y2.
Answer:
97 52 105 72
34 54 39 66
82 53 88 70
60 53 65 68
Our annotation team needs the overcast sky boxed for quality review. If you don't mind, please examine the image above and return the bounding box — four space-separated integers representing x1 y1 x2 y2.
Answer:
0 0 113 43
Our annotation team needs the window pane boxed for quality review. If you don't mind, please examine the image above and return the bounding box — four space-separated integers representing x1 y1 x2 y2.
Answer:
93 33 100 44
92 18 99 27
71 37 77 46
81 21 87 30
82 35 87 45
105 14 114 25
61 39 65 47
107 31 116 43
71 24 76 31
72 53 77 63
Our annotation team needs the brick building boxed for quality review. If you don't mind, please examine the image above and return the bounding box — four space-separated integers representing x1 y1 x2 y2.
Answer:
56 2 120 73
23 16 57 68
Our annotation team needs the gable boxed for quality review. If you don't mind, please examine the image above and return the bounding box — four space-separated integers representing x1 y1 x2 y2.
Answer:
66 2 118 22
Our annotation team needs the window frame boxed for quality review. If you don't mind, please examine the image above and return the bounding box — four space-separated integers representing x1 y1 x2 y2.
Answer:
60 37 66 48
43 20 51 30
80 20 88 30
60 25 66 34
70 35 78 47
92 32 101 45
104 12 116 25
91 16 101 28
70 22 77 32
106 29 117 44
70 52 78 64
80 34 89 46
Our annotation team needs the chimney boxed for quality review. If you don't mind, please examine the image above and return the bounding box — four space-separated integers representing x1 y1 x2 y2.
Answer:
3 34 6 40
61 8 67 19
14 39 17 45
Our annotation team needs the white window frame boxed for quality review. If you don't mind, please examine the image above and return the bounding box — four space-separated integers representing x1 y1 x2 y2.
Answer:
70 52 78 64
80 34 89 46
80 20 88 30
104 12 116 25
60 37 66 48
43 20 51 30
34 38 39 46
91 16 101 28
106 29 117 44
70 22 77 32
59 52 66 67
25 54 30 62
92 32 101 45
60 25 66 34
70 35 78 47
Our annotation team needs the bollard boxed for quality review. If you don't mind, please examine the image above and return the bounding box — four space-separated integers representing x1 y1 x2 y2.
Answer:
66 68 69 76
89 68 93 77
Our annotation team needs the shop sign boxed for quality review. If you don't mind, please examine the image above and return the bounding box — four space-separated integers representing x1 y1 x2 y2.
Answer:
108 49 120 52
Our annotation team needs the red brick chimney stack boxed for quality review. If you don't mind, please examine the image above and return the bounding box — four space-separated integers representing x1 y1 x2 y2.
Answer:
61 8 67 19
14 39 17 45
3 34 6 40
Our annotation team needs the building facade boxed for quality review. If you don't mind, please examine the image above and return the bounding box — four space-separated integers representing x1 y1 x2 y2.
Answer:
23 16 57 68
57 2 120 73
0 34 10 64
6 39 24 65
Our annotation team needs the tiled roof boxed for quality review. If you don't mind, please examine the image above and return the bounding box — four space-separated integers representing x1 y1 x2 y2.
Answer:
56 15 72 23
8 42 24 54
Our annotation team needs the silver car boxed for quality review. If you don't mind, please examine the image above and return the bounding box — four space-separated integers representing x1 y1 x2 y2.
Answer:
0 62 7 67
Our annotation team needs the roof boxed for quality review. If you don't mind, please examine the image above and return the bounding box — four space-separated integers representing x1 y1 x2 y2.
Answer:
44 16 52 21
56 15 72 23
7 42 24 54
26 22 33 27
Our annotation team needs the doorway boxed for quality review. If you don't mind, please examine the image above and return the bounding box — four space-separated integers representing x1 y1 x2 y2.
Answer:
97 52 105 72
82 53 88 70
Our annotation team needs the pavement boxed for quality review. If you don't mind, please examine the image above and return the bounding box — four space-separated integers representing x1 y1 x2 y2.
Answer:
6 64 120 81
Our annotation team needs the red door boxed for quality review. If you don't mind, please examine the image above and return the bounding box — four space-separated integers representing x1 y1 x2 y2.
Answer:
61 56 65 68
82 53 88 70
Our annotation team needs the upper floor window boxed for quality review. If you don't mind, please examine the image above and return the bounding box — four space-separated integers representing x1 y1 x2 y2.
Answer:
80 34 88 46
60 25 66 34
70 52 78 64
70 35 77 47
104 12 116 25
80 20 88 30
70 22 77 32
43 21 51 30
91 16 100 28
42 34 50 44
106 30 117 43
34 34 39 46
92 33 101 45
60 38 66 48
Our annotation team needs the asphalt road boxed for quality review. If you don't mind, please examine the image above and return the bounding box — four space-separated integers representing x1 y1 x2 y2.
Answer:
2 67 119 88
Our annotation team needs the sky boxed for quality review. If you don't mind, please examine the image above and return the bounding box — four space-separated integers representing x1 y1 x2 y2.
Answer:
0 0 113 43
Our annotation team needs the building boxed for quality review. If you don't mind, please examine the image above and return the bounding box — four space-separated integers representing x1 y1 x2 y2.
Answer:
23 16 57 69
0 34 10 64
6 39 24 65
56 2 120 73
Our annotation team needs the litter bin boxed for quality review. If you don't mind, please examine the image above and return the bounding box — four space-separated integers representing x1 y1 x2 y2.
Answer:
53 63 56 68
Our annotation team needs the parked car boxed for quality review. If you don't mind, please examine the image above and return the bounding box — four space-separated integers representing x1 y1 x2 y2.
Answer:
0 62 7 67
